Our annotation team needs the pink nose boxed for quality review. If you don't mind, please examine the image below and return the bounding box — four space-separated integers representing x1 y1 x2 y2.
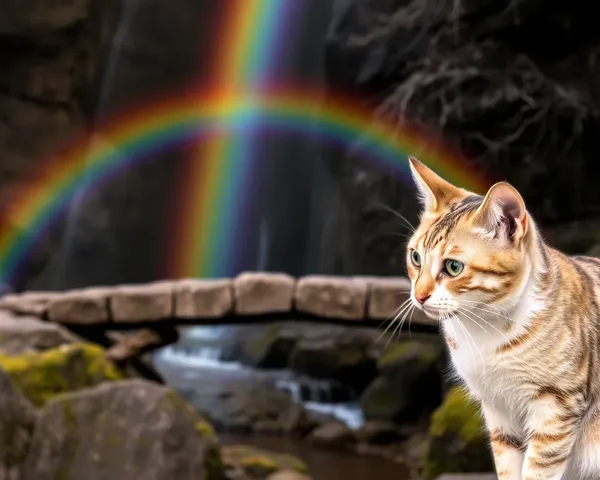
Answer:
415 293 431 304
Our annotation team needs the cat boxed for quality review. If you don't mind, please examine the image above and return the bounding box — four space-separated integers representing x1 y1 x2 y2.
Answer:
405 156 600 480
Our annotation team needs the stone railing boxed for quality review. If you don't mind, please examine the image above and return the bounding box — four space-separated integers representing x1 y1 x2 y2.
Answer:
0 273 435 370
0 272 432 327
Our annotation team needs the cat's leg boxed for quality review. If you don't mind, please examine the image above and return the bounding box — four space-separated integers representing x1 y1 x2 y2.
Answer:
572 407 600 479
481 402 524 480
522 392 582 480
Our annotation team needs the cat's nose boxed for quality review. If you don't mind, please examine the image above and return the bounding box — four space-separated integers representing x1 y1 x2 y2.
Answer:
415 293 431 304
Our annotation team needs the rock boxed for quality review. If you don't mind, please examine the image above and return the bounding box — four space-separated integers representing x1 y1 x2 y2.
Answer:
110 282 174 322
423 388 493 479
106 327 179 363
267 471 311 480
47 287 110 324
233 272 295 315
295 275 367 320
366 276 411 319
308 421 355 451
0 368 37 479
222 445 308 480
0 311 80 354
434 475 497 480
23 379 223 480
0 291 61 317
175 278 233 318
0 342 124 407
289 329 377 392
183 382 312 435
356 420 402 445
221 324 298 369
360 338 443 422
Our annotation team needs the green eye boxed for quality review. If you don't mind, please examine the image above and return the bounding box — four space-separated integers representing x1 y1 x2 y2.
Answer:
410 250 421 267
444 259 464 277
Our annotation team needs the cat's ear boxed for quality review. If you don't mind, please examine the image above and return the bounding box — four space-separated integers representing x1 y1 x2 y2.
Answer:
408 156 465 212
472 182 528 242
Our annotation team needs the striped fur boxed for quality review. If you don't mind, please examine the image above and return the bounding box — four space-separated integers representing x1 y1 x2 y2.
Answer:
406 157 600 480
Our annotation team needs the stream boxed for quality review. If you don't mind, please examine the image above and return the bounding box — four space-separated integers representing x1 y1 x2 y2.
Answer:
153 325 410 480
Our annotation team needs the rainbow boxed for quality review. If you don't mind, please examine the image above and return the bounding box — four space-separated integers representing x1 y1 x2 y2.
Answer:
0 1 493 285
0 90 491 283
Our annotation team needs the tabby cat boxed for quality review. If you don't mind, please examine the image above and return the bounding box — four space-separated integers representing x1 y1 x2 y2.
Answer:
405 157 600 480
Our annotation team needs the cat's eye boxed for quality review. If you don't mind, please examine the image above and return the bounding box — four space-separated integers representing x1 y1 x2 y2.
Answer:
444 259 464 277
410 250 421 267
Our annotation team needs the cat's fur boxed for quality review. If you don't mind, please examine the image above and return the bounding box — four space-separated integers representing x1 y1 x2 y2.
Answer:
406 157 600 480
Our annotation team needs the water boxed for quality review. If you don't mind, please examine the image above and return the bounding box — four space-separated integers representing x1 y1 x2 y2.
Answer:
219 434 410 480
155 328 365 429
154 325 411 479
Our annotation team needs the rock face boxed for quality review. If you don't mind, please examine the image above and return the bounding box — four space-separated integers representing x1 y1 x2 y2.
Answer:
23 379 222 480
423 388 493 479
322 0 600 274
0 368 37 480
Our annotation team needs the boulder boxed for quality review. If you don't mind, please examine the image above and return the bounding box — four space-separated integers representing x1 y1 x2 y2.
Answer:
308 420 356 451
23 379 223 480
222 445 308 480
0 342 123 407
0 311 80 354
267 471 311 480
423 388 493 479
356 420 402 445
182 382 312 435
360 338 443 422
0 368 37 479
289 329 377 392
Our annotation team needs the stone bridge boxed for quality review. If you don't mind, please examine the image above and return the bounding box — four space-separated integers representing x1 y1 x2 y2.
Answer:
0 272 435 376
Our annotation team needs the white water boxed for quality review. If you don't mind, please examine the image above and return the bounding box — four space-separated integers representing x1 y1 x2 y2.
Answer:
155 334 365 429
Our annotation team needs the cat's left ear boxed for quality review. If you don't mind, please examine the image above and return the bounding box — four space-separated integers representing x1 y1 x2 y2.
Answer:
472 182 528 242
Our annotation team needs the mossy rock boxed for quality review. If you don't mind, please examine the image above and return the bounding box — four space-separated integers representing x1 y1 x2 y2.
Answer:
222 445 309 479
361 339 443 422
423 387 493 479
23 379 225 480
377 340 439 371
0 342 124 407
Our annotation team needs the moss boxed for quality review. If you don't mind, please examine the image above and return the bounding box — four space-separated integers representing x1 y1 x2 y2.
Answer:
0 343 124 407
378 340 438 369
245 323 281 359
196 419 217 440
222 445 309 477
423 387 492 479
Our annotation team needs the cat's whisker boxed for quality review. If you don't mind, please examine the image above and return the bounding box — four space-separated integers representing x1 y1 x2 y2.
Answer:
459 306 513 345
376 298 412 344
372 202 416 233
452 312 485 368
391 303 415 343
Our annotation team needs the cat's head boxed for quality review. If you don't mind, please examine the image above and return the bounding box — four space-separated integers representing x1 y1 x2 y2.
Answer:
406 157 532 320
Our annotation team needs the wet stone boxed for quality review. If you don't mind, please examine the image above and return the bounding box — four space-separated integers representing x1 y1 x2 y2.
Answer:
234 272 295 315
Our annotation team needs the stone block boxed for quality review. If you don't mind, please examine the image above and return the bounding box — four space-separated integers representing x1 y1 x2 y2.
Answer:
435 475 497 480
366 276 411 319
0 291 61 317
233 272 295 314
47 288 110 324
174 279 233 318
295 276 367 320
110 282 173 323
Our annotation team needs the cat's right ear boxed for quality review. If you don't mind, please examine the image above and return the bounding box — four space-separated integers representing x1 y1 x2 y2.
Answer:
408 156 465 212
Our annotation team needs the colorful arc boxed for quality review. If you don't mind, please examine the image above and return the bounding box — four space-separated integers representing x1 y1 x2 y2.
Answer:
0 91 491 283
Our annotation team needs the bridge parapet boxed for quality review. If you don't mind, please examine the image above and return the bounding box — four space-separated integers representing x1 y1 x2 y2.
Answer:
0 272 433 327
